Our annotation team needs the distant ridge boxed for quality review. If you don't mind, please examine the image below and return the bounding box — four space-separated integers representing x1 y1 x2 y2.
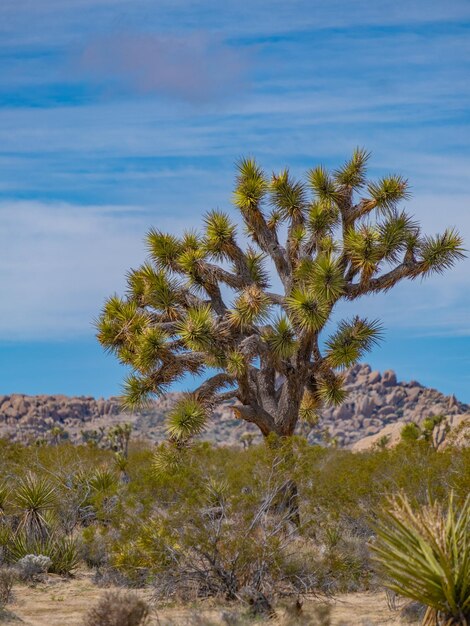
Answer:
0 364 468 447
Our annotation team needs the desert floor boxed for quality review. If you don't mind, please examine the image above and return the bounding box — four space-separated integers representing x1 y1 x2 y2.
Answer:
1 572 418 625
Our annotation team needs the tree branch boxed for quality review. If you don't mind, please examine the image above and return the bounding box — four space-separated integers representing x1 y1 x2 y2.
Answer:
344 261 417 298
233 404 277 437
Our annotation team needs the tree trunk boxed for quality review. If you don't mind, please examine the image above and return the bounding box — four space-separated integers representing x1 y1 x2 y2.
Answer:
275 478 300 527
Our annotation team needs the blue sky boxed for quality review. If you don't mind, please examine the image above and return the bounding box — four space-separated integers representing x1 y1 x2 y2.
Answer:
1 0 469 400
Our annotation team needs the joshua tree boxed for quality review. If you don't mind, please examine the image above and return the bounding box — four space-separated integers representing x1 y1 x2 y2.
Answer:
97 150 464 449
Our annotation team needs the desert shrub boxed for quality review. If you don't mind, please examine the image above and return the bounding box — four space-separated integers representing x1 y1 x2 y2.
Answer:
8 533 79 576
0 567 15 608
0 438 469 605
81 526 113 568
15 554 51 581
83 590 149 626
372 493 470 626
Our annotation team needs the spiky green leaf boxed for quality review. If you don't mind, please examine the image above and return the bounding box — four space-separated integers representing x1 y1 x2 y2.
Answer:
233 157 268 212
308 166 340 203
334 147 370 188
270 169 306 220
367 175 411 212
263 315 297 359
417 228 466 276
286 288 329 332
147 229 183 270
166 396 208 442
229 285 272 329
325 317 383 368
177 305 215 351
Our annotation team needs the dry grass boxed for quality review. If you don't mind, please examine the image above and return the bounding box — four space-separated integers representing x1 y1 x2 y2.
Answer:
2 571 422 625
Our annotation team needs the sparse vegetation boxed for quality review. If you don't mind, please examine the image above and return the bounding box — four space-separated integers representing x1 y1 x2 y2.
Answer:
0 437 466 621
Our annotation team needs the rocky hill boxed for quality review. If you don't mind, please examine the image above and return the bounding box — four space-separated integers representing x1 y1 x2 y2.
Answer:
0 364 468 447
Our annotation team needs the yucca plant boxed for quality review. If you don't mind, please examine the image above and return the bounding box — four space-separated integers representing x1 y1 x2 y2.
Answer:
89 468 119 494
14 473 56 542
97 150 464 452
8 532 79 576
372 494 470 626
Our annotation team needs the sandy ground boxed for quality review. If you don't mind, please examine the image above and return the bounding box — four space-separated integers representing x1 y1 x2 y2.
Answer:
2 572 417 625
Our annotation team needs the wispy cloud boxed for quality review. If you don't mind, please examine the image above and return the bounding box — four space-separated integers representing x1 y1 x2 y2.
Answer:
0 1 469 346
0 201 199 339
74 33 251 103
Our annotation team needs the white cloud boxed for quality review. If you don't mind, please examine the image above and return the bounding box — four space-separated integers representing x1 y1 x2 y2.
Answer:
0 190 468 342
0 201 199 339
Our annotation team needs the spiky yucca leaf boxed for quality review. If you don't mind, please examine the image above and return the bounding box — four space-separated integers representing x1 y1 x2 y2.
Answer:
14 473 56 541
127 264 181 319
177 304 215 351
8 532 79 575
233 157 267 212
308 255 345 302
181 229 201 251
229 285 272 329
153 443 185 479
177 247 207 278
267 209 283 230
372 493 470 626
89 467 119 493
166 396 208 442
263 315 297 359
270 169 306 220
203 210 237 259
317 373 347 406
307 200 340 235
308 166 340 203
378 211 419 262
286 288 329 332
133 327 170 373
289 224 306 248
367 175 411 212
147 229 183 270
121 373 159 410
96 297 149 353
325 317 383 368
417 228 465 276
334 147 370 188
299 391 321 424
244 247 270 288
318 235 341 255
225 350 247 377
344 226 382 280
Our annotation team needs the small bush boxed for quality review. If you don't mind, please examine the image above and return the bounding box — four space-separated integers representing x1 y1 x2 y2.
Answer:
83 590 149 626
0 567 15 608
16 554 51 581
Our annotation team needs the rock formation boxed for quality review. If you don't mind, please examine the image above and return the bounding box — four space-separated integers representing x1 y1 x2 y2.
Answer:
0 364 468 448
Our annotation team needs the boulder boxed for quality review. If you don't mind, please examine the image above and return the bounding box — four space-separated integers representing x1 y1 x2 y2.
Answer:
382 370 397 387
